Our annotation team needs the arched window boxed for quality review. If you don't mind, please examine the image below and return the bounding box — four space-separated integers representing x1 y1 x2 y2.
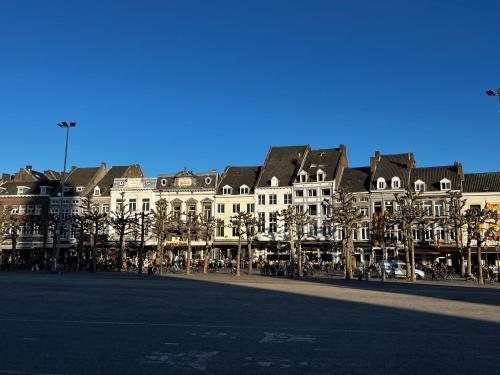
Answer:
222 185 232 195
415 180 426 192
239 185 250 194
93 187 101 196
391 177 401 189
270 176 279 187
440 178 451 191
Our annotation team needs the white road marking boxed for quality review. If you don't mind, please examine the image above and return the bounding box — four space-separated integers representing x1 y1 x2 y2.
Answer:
143 350 219 371
0 370 68 375
163 342 179 345
0 317 496 338
259 332 315 344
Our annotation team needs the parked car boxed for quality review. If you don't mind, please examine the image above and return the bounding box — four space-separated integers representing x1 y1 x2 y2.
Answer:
392 261 425 279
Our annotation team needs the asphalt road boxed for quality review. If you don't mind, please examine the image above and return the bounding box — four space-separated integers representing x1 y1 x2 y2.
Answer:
0 272 499 375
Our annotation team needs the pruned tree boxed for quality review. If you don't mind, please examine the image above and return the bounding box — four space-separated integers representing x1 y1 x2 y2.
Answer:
6 213 22 270
109 192 138 271
392 188 425 282
0 205 10 269
81 196 108 272
150 198 171 275
71 212 89 271
229 211 255 277
178 211 200 275
371 210 393 281
323 188 364 280
445 191 467 275
197 215 221 273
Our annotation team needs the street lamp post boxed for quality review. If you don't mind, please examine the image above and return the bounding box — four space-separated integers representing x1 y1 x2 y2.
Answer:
486 88 500 110
52 122 76 273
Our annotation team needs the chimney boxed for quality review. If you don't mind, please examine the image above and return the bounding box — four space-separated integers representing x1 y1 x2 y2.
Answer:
454 161 464 181
100 162 107 170
26 165 32 171
339 144 346 154
375 150 381 160
370 157 376 173
2 173 11 183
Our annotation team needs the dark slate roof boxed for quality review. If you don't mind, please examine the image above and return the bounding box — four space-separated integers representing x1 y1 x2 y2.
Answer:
217 166 261 195
0 180 59 196
94 166 130 196
340 167 370 192
411 165 462 192
156 169 218 191
371 153 411 189
257 145 309 187
463 172 500 193
63 167 100 196
298 148 342 182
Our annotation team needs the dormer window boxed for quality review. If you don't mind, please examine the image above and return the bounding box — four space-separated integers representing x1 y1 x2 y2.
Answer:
270 176 279 187
160 178 167 186
377 178 386 190
222 185 232 195
76 186 84 192
240 185 250 195
17 186 27 195
415 180 426 192
317 170 325 182
299 171 308 183
93 187 101 196
440 178 451 191
40 186 49 195
391 177 401 189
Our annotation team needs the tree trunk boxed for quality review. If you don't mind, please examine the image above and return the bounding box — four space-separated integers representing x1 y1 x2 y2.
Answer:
91 234 97 273
12 236 17 271
117 230 125 272
247 240 252 275
410 237 416 282
477 245 484 285
298 237 303 277
186 230 192 275
345 237 353 280
289 227 295 278
157 241 162 276
236 234 241 276
404 232 411 279
203 243 209 274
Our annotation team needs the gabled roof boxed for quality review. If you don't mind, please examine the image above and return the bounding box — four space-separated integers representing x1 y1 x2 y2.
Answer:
340 167 370 192
257 145 309 187
411 165 462 192
371 153 412 189
463 172 500 193
298 148 342 182
217 166 261 195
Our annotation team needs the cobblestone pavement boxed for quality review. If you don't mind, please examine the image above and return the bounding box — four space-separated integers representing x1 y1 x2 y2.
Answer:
0 272 498 375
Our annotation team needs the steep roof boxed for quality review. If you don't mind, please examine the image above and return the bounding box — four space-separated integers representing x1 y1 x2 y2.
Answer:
63 167 101 196
93 166 130 196
0 180 59 196
371 153 411 189
257 145 309 187
340 167 370 192
411 165 462 192
217 166 261 195
298 148 342 182
463 172 500 193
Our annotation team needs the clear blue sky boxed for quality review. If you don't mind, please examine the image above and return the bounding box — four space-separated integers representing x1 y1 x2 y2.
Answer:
1 0 499 176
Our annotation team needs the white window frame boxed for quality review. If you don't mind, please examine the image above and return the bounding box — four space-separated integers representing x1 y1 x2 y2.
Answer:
239 185 250 195
222 185 232 195
377 178 386 190
415 180 426 192
391 177 400 189
440 178 451 191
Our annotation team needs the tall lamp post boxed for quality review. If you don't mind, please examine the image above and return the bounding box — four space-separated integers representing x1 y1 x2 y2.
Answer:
486 88 500 110
52 122 76 273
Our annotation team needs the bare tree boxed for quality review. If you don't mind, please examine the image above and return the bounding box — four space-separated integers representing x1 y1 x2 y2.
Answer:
197 215 220 273
150 198 171 275
178 211 199 275
323 188 364 280
81 196 108 272
0 205 10 269
71 212 89 271
6 213 22 270
392 188 425 282
229 211 255 277
109 192 138 271
445 191 467 276
372 210 393 281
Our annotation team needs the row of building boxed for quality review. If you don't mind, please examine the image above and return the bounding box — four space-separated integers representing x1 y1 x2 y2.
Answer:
1 145 499 267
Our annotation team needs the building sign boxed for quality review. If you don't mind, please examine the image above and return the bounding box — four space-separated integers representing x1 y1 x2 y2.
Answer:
177 177 192 188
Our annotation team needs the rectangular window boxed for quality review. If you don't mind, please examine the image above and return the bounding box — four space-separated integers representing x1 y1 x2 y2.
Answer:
35 205 42 215
217 203 225 213
216 225 225 237
129 199 137 212
233 203 240 213
268 212 277 233
284 194 292 205
374 201 382 213
258 195 265 205
384 201 393 213
203 203 212 218
423 201 432 216
295 190 304 197
142 199 150 212
361 225 369 240
434 201 444 217
359 196 369 202
19 205 26 215
321 188 331 196
308 189 317 197
322 204 331 216
102 204 109 213
308 204 317 216
246 203 255 213
173 206 181 219
26 205 34 215
258 212 265 232
360 207 368 217
187 204 196 214
296 205 304 214
269 194 277 205
232 226 239 237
